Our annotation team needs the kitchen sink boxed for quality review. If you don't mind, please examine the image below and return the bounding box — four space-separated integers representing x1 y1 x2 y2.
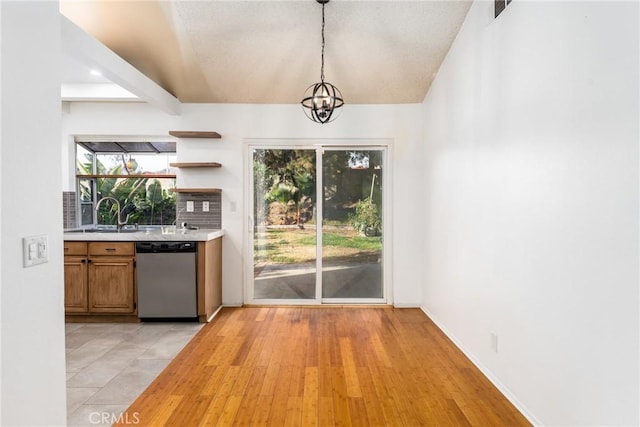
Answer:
65 227 140 233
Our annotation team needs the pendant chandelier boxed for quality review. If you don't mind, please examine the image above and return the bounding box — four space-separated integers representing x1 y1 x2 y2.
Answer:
301 0 344 124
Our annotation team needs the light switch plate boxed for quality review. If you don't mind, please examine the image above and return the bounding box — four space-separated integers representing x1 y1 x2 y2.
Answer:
202 201 210 212
23 235 48 267
186 201 194 212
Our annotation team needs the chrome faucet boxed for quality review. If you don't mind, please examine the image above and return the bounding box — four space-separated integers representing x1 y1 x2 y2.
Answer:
95 197 130 232
173 208 186 229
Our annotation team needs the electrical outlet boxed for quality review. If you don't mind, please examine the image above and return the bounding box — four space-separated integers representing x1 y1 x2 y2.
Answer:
202 201 210 212
186 201 194 212
23 235 48 267
490 333 498 353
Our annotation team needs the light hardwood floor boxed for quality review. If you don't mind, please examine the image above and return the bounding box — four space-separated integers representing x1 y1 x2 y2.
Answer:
115 307 530 426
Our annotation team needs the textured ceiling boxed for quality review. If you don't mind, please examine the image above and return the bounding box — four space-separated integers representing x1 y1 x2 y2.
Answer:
60 0 471 105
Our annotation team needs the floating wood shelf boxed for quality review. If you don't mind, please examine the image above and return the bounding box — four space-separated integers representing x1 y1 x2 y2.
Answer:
169 131 221 139
170 188 222 194
169 162 222 168
76 174 176 179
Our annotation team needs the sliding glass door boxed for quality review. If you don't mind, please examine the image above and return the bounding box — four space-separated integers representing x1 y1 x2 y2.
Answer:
249 145 386 304
321 149 383 300
252 149 317 300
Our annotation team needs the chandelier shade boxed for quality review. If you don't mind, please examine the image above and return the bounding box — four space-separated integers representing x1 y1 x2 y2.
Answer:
301 0 344 124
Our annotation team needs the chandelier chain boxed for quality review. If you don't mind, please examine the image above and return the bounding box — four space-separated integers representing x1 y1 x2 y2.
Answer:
321 2 325 82
301 0 343 124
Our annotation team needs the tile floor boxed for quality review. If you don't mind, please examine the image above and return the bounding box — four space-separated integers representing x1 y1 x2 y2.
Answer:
65 322 203 426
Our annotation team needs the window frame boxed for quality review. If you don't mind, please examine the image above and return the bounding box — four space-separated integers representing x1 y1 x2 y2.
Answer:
74 141 178 227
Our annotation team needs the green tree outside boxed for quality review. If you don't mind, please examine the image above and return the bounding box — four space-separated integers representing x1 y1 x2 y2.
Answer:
78 153 176 226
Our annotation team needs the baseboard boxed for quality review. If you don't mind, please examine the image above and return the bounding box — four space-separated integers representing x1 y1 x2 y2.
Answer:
420 306 541 426
65 314 139 323
393 302 421 308
206 305 225 322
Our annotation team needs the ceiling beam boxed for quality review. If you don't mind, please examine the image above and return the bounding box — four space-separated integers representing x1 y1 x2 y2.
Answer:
60 14 181 115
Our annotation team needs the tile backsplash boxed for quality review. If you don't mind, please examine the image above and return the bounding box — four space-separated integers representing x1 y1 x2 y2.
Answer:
63 191 222 229
176 193 222 229
62 191 77 229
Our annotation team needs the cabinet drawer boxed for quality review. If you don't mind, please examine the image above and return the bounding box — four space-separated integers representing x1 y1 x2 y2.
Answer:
64 241 87 256
88 242 135 256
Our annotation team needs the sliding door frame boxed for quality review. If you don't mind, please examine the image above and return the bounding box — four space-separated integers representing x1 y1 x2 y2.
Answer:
244 138 393 306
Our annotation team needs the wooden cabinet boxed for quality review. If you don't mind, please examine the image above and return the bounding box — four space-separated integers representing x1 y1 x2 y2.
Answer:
88 241 135 257
64 242 88 313
197 237 223 322
64 255 88 312
88 256 135 313
65 237 223 322
64 241 136 318
64 241 88 256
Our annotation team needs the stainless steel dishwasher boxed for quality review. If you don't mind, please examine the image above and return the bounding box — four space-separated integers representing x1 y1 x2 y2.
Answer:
135 241 197 319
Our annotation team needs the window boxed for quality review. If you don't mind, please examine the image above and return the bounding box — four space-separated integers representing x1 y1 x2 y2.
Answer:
76 140 177 226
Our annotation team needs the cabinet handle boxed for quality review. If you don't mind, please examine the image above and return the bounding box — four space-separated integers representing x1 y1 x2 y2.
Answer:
105 248 117 252
81 259 86 264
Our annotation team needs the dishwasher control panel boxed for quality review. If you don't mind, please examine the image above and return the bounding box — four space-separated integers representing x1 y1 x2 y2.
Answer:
135 241 196 253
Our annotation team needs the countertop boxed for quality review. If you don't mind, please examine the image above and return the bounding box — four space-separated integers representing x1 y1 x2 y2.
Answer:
63 227 224 242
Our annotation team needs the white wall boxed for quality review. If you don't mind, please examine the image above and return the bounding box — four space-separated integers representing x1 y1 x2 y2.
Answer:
62 102 425 306
0 2 67 425
421 1 639 425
